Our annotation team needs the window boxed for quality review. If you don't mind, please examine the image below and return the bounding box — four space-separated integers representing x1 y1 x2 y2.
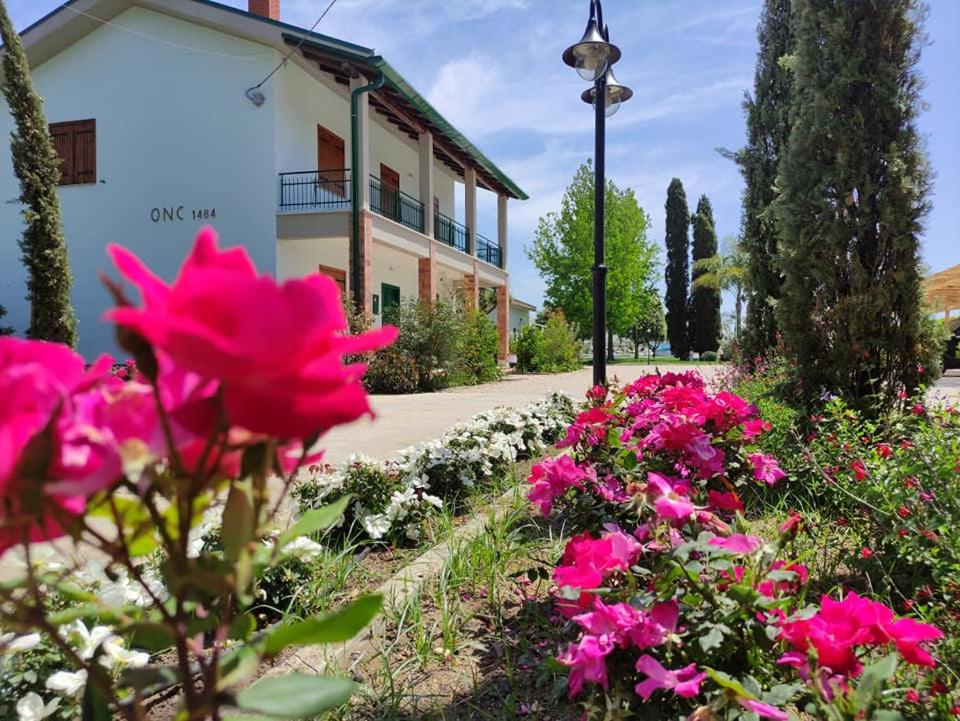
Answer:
49 119 96 186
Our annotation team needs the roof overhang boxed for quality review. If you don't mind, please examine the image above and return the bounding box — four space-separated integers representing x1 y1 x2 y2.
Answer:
924 263 960 314
9 0 527 200
510 298 537 311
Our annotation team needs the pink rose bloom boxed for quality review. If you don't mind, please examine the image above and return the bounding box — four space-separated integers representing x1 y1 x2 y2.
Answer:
749 453 786 486
708 533 763 555
526 455 593 516
558 635 612 698
634 655 706 700
0 338 104 554
105 228 396 439
738 699 788 720
647 472 695 522
708 489 743 513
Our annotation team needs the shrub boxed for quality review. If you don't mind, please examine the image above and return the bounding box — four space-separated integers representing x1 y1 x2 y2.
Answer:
451 308 501 386
391 298 463 391
516 310 581 374
700 350 718 361
364 344 419 394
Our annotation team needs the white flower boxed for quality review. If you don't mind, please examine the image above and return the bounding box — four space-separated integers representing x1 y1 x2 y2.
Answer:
64 620 114 661
46 669 87 696
1 632 42 655
360 512 391 539
16 693 60 721
280 536 326 562
100 637 149 669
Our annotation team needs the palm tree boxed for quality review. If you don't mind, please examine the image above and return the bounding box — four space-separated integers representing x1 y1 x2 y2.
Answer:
692 237 747 342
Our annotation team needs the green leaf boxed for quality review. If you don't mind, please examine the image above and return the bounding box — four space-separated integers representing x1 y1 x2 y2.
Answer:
872 711 903 721
854 654 898 711
233 674 354 718
698 624 728 652
81 676 112 721
222 481 255 564
218 645 262 691
124 622 175 652
278 496 351 548
265 594 382 657
119 666 180 694
703 667 756 700
229 612 257 642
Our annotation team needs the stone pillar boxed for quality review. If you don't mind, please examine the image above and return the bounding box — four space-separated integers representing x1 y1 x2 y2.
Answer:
349 76 371 210
418 253 437 306
349 209 374 316
465 167 477 254
497 193 508 270
419 131 434 238
495 284 509 361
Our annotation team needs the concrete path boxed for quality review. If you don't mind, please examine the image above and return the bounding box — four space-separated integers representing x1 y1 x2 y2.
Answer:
934 369 960 403
319 363 719 465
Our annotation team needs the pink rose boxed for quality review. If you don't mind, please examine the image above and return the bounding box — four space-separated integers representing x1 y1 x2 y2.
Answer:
106 228 396 439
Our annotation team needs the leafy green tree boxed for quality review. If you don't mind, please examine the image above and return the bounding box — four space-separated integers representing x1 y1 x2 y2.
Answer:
726 0 793 360
0 304 13 336
633 295 666 362
690 195 721 354
692 237 748 342
664 178 691 360
774 0 932 411
0 0 77 346
528 161 658 361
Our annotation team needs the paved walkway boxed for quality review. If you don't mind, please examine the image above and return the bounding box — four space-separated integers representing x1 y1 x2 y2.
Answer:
319 363 719 465
934 369 960 403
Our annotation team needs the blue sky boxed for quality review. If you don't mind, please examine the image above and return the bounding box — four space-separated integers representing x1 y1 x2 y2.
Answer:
9 0 959 311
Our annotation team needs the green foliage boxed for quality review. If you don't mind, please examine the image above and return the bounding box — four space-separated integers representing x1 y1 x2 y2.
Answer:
633 294 666 361
363 344 419 394
0 0 77 347
690 195 722 354
450 308 501 386
390 298 465 392
774 0 932 413
515 310 581 374
664 178 691 360
700 350 718 362
527 161 658 340
0 305 13 336
734 0 793 360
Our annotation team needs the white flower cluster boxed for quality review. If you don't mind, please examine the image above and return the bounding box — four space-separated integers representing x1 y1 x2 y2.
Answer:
298 392 574 542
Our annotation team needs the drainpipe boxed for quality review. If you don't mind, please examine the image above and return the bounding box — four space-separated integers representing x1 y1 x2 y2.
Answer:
350 70 385 311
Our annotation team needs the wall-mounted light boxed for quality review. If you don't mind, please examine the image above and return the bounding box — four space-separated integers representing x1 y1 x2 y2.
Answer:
246 88 266 107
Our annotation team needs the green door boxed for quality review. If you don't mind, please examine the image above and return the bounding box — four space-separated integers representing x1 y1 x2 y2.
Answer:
381 283 401 321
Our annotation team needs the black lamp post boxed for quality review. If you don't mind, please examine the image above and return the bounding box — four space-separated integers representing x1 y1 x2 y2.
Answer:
563 0 632 387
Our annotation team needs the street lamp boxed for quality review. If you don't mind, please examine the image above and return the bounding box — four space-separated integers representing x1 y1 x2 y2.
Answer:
563 0 631 387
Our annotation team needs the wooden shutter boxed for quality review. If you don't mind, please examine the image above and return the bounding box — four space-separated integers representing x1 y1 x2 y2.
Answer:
48 119 96 186
317 125 345 196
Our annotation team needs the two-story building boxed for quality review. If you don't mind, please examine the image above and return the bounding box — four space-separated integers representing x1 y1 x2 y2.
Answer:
0 0 526 359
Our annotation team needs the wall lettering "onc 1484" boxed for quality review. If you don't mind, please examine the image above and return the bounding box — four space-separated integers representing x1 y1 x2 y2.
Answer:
150 206 217 223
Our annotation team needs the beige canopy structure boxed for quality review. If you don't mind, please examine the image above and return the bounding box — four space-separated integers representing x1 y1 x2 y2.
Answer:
924 263 960 327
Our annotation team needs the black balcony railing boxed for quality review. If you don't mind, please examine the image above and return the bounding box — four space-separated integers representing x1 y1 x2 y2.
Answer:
279 170 351 211
434 211 470 254
369 175 424 233
476 233 504 268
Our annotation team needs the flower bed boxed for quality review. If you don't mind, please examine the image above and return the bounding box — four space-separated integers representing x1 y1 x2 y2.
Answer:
526 372 945 720
294 392 575 543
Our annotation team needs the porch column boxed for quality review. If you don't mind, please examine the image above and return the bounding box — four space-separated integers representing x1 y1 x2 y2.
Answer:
349 210 374 317
465 167 477 254
418 254 437 306
495 284 509 361
462 259 479 309
497 193 508 270
349 76 371 210
419 131 435 238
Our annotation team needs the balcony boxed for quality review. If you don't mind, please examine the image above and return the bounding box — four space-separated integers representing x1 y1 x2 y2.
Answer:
434 211 470 254
279 170 350 211
369 175 424 234
476 233 503 269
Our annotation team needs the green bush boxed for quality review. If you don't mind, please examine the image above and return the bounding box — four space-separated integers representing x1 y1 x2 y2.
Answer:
364 344 419 394
700 350 718 362
516 310 580 373
390 298 463 391
450 308 501 386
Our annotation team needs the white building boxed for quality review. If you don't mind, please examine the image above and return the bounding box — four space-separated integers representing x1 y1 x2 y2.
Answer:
0 0 526 359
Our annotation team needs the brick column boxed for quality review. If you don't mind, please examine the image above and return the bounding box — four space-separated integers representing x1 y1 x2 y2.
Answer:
349 209 374 317
462 263 479 310
418 253 437 306
495 284 509 361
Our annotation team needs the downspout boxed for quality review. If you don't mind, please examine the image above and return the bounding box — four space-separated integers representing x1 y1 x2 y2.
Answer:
350 69 385 311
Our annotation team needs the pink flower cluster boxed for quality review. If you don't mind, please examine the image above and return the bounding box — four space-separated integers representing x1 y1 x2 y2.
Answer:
0 228 395 555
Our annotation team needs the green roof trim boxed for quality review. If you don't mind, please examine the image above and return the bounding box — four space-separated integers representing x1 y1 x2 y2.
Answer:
279 33 528 201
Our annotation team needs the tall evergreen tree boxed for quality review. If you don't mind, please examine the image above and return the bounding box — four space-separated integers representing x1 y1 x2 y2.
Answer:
775 0 932 411
736 0 793 360
690 195 721 354
664 178 691 360
0 0 77 347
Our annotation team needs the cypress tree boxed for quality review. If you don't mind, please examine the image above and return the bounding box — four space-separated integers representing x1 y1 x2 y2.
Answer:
0 304 13 335
690 195 721 354
664 178 690 360
775 0 931 411
737 0 793 360
0 0 77 347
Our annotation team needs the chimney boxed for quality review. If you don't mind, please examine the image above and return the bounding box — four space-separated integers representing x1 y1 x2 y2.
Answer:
248 0 280 20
